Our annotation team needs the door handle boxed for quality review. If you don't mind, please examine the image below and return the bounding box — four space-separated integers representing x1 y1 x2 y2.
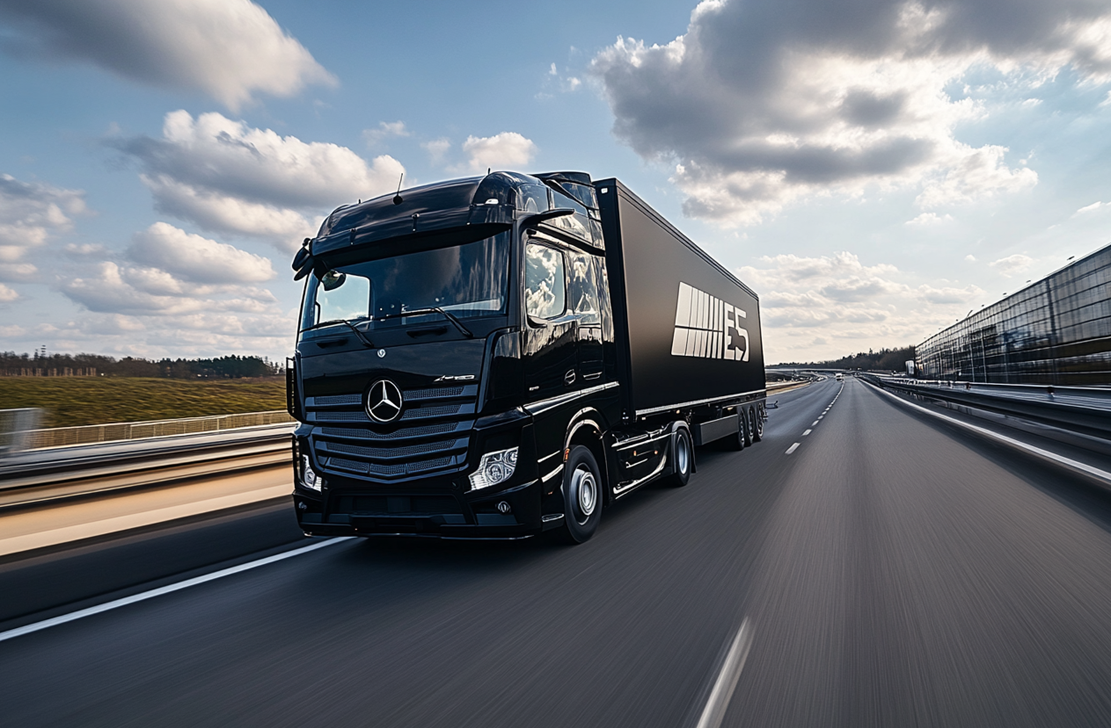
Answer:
564 369 576 386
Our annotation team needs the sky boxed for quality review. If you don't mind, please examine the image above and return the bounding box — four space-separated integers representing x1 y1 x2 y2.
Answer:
1 0 1111 365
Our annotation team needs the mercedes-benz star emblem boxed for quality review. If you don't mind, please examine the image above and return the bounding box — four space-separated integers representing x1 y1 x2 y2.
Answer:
366 379 403 423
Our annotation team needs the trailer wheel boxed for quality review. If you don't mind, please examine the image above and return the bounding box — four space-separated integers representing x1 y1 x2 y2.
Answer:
750 407 763 442
743 409 754 446
725 412 746 451
668 426 693 487
560 446 602 544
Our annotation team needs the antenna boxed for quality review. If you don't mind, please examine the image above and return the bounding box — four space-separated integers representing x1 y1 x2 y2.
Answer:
392 173 404 205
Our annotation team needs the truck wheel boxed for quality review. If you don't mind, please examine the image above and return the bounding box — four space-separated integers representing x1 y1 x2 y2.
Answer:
743 409 754 446
725 412 745 451
668 426 693 487
750 407 763 442
560 446 602 544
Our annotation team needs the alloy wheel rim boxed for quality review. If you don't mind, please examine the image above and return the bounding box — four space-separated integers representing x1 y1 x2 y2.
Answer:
573 466 597 521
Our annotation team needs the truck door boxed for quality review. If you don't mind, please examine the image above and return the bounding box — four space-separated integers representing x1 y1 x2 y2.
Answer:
568 251 604 384
523 240 578 402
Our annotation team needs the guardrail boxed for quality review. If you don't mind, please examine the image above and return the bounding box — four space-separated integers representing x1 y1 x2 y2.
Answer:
861 375 1111 441
3 410 295 451
0 423 294 510
0 409 41 456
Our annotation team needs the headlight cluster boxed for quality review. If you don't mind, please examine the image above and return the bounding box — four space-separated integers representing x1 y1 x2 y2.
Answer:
301 454 323 492
468 447 518 491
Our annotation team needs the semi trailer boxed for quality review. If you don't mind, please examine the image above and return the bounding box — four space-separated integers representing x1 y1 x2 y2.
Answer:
288 171 765 543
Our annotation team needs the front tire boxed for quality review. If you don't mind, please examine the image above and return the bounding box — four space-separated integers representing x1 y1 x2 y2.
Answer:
560 446 603 544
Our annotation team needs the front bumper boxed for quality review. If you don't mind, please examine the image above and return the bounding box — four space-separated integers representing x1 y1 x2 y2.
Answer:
294 475 545 539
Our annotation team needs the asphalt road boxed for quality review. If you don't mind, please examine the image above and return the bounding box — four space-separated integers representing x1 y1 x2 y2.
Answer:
4 377 1111 727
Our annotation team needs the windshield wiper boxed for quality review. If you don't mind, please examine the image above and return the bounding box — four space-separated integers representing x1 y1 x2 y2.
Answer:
378 307 474 338
311 318 375 348
339 319 375 347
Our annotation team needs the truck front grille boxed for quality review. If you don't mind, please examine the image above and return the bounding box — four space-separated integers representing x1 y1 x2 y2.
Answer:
305 384 477 483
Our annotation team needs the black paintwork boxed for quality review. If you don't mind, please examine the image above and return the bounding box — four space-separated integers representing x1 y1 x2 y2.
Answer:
596 178 765 417
288 171 764 540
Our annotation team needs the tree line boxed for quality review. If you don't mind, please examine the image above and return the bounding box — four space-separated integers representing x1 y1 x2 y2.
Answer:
0 351 283 379
779 345 916 372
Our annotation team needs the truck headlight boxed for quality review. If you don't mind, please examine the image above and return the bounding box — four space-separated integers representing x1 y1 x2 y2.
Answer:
468 447 518 491
301 455 322 492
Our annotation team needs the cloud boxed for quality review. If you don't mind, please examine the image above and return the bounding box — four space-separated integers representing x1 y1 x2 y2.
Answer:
64 242 108 258
128 222 275 284
0 0 335 110
59 223 278 328
917 283 983 304
60 260 277 315
362 121 410 147
0 283 18 302
736 249 989 361
590 0 1111 225
0 173 87 280
1075 201 1105 214
422 138 451 165
459 132 538 173
112 110 405 249
915 145 1037 208
540 63 582 97
964 254 977 262
906 212 954 226
739 251 906 323
988 252 1034 276
11 310 294 361
138 175 315 247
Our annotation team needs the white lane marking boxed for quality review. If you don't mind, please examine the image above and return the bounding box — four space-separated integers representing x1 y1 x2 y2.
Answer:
785 442 800 454
818 416 823 420
866 384 1111 486
812 420 819 427
0 536 354 644
696 618 754 728
802 429 812 436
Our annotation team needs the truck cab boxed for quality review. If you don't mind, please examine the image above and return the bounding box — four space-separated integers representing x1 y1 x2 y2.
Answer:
289 172 620 541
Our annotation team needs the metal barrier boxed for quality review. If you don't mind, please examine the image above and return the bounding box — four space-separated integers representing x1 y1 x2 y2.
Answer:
0 408 43 456
862 375 1111 441
5 410 296 451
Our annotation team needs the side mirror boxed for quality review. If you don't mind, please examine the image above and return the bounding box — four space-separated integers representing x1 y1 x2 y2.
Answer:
518 207 575 231
321 270 346 291
292 240 314 280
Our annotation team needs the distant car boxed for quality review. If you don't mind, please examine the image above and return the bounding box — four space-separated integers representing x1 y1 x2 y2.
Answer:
835 373 844 381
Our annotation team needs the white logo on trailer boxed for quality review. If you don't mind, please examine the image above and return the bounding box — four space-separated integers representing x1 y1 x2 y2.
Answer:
670 282 749 361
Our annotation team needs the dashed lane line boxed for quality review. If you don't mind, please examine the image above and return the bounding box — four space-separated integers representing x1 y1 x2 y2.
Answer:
695 619 754 728
785 442 801 454
802 429 812 436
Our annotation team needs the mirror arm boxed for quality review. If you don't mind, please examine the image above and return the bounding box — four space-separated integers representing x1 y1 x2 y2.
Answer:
518 207 575 232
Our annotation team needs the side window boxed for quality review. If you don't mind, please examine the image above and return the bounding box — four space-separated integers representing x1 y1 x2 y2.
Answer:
567 252 601 324
525 243 566 320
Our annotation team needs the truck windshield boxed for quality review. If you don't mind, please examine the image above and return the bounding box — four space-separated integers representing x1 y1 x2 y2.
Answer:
300 232 510 332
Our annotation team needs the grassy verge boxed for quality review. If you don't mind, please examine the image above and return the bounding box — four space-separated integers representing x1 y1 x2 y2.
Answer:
0 377 286 428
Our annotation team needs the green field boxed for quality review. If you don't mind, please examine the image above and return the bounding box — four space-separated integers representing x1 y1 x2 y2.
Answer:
0 377 287 428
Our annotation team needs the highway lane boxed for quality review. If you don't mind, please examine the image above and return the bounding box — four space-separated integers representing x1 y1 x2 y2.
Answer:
4 377 1111 726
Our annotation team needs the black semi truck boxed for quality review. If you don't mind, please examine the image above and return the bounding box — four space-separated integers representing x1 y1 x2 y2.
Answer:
288 171 765 543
